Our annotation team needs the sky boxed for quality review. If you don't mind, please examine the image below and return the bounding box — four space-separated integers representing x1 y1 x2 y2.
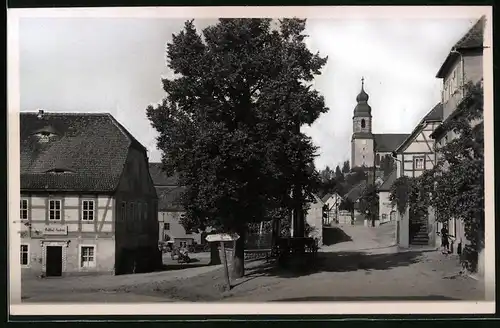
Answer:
18 15 478 170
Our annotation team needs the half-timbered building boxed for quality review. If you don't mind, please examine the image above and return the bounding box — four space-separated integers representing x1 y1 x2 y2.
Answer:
20 110 160 277
392 103 443 246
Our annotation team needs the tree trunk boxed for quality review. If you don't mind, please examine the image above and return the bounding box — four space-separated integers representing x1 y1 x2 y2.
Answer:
271 218 280 247
232 227 246 278
292 185 305 238
209 242 221 265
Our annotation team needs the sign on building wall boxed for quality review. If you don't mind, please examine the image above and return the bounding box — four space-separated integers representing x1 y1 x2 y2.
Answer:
43 225 68 236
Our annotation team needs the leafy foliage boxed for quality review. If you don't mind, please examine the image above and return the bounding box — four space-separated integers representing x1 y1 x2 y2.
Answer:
342 160 350 174
429 81 484 271
358 184 379 224
146 18 328 276
389 176 414 216
380 154 396 178
389 81 484 271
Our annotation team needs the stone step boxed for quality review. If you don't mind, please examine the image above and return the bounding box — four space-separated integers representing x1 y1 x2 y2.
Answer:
411 241 430 246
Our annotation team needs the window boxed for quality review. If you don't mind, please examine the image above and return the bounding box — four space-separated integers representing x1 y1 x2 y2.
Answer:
414 157 425 170
20 244 29 266
375 154 381 166
361 119 366 129
144 203 148 221
82 200 95 221
80 246 96 268
138 203 142 221
121 202 126 221
20 199 28 220
164 223 170 231
49 200 62 221
130 203 135 220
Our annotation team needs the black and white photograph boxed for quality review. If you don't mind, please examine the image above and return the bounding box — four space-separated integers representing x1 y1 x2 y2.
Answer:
8 6 494 316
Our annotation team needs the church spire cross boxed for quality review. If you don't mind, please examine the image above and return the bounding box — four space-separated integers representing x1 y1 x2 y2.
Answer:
361 76 365 89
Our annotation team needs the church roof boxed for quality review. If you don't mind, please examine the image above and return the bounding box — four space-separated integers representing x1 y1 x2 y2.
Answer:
373 133 410 152
353 78 372 117
436 16 485 78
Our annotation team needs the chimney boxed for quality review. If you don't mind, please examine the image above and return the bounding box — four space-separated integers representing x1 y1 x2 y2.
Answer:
37 109 44 119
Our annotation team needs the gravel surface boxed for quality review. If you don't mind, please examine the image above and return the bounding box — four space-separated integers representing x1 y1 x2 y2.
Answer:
21 224 485 303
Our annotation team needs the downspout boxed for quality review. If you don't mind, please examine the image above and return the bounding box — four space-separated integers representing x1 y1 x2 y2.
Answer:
451 48 465 98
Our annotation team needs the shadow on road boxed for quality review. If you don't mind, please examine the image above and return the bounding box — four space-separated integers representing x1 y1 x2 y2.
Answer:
159 258 211 271
271 295 460 301
322 227 353 246
247 250 431 278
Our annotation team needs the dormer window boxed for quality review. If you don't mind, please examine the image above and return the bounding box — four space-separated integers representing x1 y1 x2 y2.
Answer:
45 168 75 174
32 127 58 143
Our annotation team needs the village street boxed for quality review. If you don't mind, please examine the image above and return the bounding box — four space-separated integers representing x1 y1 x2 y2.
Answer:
21 222 485 303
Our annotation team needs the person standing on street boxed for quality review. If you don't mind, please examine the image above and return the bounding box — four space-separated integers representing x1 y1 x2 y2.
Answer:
440 223 450 254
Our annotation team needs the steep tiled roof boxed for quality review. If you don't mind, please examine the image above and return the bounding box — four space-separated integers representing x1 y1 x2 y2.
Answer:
149 162 180 186
156 186 186 212
374 133 410 152
20 111 142 192
378 169 397 192
454 16 485 50
423 103 444 122
436 16 485 78
395 103 443 153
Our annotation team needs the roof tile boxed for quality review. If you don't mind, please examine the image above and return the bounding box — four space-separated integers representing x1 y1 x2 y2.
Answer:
20 112 137 192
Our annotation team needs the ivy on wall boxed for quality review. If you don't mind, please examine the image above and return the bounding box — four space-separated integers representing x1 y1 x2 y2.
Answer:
389 81 484 272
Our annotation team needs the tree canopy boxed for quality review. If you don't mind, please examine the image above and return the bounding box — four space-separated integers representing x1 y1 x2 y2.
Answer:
146 18 329 277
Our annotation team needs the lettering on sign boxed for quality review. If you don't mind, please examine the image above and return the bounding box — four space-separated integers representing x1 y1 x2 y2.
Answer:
43 225 68 236
205 233 240 243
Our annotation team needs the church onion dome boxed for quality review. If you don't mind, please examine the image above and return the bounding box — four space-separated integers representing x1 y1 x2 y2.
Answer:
354 77 372 117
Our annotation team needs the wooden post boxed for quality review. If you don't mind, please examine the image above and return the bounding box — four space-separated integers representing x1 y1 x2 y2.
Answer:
220 241 231 291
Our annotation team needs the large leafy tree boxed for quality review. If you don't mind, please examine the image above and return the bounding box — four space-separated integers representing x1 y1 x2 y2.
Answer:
147 18 328 277
358 184 379 226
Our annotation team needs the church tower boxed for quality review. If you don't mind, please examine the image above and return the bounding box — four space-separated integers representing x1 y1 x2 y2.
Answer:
351 77 374 168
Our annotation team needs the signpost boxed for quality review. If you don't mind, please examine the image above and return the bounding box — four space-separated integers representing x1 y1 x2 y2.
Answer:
205 233 240 291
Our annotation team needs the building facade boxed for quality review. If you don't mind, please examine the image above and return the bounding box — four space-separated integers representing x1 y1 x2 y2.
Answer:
20 111 159 277
148 163 202 248
391 103 443 246
430 16 485 266
321 193 342 225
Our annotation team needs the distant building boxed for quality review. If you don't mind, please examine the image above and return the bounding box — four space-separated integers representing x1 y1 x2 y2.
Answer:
290 194 324 245
148 163 202 248
20 110 159 277
343 180 368 224
377 169 397 225
430 16 485 266
321 193 342 225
